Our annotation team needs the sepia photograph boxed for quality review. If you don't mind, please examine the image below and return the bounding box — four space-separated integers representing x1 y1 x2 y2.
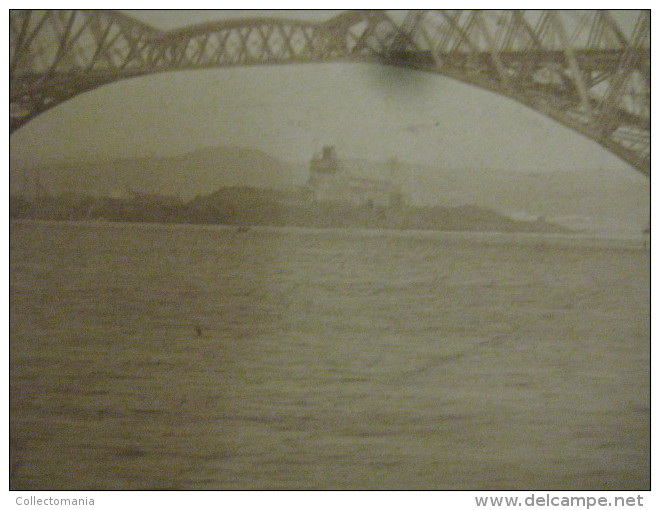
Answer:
9 8 650 493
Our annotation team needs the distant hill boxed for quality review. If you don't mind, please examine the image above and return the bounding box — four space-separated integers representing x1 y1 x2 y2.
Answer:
12 144 649 235
12 184 569 234
11 146 296 199
185 185 568 233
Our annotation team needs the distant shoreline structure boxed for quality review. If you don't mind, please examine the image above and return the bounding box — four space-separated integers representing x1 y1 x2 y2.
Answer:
306 145 404 208
10 144 648 238
10 182 570 236
10 218 649 251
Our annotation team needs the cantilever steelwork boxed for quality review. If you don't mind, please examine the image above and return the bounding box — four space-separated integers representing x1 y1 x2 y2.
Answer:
10 10 650 176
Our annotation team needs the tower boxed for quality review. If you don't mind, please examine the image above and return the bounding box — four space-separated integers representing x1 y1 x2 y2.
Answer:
310 145 341 174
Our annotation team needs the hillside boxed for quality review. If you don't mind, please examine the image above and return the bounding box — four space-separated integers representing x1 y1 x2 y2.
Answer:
11 185 569 234
12 144 648 235
11 146 296 199
158 185 572 233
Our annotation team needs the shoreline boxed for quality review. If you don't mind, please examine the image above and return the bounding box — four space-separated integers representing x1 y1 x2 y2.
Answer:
10 218 649 250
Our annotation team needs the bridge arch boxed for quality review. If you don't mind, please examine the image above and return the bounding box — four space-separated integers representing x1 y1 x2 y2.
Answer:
10 9 649 176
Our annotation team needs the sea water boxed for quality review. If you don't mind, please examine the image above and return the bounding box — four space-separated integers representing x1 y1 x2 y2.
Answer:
9 220 650 489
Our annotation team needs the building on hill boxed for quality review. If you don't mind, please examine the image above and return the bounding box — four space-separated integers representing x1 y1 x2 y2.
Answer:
306 146 404 208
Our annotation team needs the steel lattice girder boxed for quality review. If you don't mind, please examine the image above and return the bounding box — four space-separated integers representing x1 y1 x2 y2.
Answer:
9 9 650 176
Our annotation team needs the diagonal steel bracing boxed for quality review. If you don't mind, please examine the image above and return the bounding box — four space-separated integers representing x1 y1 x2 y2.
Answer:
10 9 650 176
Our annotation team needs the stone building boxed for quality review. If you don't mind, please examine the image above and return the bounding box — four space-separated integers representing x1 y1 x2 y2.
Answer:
306 146 403 208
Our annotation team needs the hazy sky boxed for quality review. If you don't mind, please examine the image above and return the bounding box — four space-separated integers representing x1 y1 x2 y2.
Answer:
9 9 640 178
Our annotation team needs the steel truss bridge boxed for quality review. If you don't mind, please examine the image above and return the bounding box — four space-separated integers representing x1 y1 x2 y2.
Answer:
10 9 650 176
